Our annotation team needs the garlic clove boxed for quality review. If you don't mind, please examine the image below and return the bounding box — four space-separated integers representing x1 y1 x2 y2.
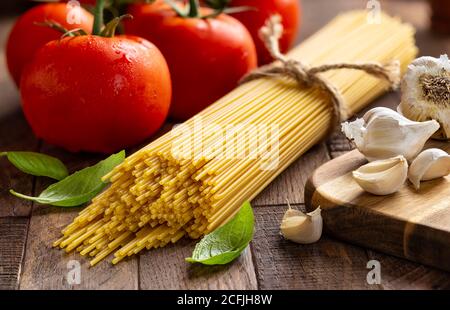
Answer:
408 148 450 189
342 107 440 162
399 55 450 140
352 155 408 195
280 202 322 244
363 106 406 123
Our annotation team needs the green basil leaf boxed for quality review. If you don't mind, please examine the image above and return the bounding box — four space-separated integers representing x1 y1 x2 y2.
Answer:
10 151 125 207
186 201 254 265
1 151 68 180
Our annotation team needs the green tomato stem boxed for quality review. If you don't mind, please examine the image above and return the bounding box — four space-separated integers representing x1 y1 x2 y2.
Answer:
93 0 106 35
165 0 188 17
100 14 133 37
188 0 200 18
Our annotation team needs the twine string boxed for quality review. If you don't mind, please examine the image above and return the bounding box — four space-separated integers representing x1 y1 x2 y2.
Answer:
240 15 401 132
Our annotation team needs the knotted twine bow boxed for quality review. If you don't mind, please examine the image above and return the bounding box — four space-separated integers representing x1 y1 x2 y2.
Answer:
240 15 401 133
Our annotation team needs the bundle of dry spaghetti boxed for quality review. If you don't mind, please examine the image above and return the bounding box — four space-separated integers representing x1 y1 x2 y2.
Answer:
55 11 417 266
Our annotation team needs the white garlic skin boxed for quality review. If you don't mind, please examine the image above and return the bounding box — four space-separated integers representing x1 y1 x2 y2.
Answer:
352 155 408 195
408 148 450 189
342 107 440 162
399 55 450 140
280 207 322 244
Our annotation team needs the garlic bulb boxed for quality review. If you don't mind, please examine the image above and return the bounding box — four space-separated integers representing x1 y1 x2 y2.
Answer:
280 202 322 244
342 107 440 162
399 55 450 140
352 155 408 195
408 148 450 189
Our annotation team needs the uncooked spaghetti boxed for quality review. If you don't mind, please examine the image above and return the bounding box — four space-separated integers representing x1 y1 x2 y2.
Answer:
54 11 418 266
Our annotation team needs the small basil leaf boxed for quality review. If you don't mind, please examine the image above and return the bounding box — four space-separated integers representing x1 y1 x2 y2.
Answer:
1 151 68 180
10 150 125 207
186 201 254 265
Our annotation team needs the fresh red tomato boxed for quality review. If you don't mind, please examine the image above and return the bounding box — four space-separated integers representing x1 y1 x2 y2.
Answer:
20 35 172 153
124 2 257 121
229 0 301 65
6 3 93 86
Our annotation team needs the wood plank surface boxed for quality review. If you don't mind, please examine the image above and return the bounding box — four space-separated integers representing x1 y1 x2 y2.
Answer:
253 143 330 206
327 131 354 159
0 15 38 287
1 0 449 290
0 217 28 289
139 239 257 290
0 19 32 291
367 250 450 290
0 112 38 217
305 141 450 272
251 204 378 290
20 206 139 289
20 144 139 290
249 0 448 290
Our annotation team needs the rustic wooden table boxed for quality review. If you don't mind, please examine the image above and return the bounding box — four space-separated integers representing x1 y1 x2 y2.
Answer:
1 0 450 290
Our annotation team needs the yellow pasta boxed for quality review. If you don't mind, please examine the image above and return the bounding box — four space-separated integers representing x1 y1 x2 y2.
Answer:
55 11 418 266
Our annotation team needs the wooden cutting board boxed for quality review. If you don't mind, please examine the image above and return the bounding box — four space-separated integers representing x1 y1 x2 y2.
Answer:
305 141 450 272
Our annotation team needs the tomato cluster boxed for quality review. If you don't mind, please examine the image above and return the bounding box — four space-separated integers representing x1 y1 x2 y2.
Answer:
124 2 258 120
6 0 301 153
6 3 93 86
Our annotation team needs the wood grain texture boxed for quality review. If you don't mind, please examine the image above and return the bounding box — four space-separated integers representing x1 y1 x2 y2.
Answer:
0 112 38 217
0 217 28 289
139 239 257 290
322 56 448 289
6 0 450 290
20 206 138 290
367 250 450 290
327 132 354 159
0 19 35 217
20 144 138 290
305 142 450 272
253 143 330 206
251 204 379 289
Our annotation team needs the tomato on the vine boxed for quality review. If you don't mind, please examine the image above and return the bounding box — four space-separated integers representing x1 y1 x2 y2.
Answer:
20 1 172 153
124 1 257 121
6 3 93 86
228 0 301 65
